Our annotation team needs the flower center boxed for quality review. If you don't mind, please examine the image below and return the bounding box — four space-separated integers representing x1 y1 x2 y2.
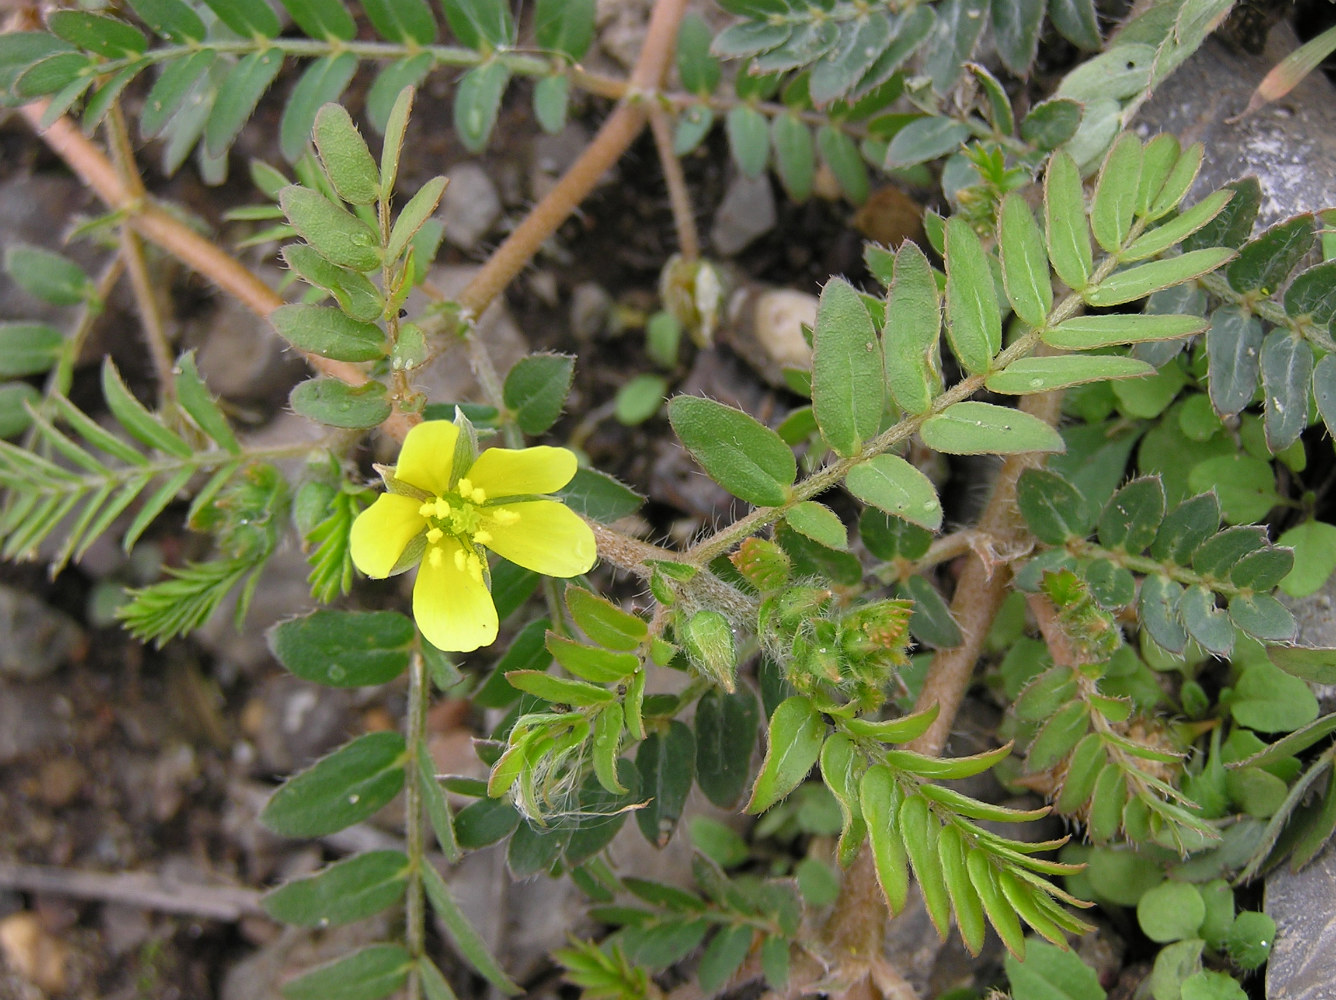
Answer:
416 477 522 568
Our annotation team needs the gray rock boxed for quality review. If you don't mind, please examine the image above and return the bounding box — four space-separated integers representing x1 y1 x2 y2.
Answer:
569 281 612 340
710 173 777 256
1266 841 1336 999
187 270 307 402
245 673 354 776
0 174 98 328
0 682 71 765
0 586 83 682
1136 22 1336 230
441 162 502 251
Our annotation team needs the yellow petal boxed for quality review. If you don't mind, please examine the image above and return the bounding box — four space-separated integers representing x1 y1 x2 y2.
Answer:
482 500 596 578
413 539 499 652
467 446 578 498
350 493 426 578
395 420 458 496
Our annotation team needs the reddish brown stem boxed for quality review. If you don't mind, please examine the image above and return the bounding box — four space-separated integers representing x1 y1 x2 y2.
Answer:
20 100 418 441
453 0 690 318
821 389 1064 996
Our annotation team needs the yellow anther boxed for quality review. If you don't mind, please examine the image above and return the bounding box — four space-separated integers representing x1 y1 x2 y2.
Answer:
454 549 467 572
456 478 473 496
466 552 484 584
427 547 444 568
473 529 492 545
426 527 443 544
433 497 451 519
492 508 520 525
418 501 436 518
470 486 487 504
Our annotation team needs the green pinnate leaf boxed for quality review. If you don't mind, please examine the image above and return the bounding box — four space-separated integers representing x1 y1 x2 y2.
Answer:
273 304 386 362
1098 477 1164 552
885 116 971 168
281 55 359 165
899 792 952 935
260 731 407 838
281 186 381 271
47 10 146 57
206 49 284 158
1044 150 1092 291
1227 214 1316 296
313 103 380 204
1016 468 1091 544
1144 140 1204 220
420 862 521 993
922 0 987 94
1045 313 1207 351
695 688 759 808
771 113 814 201
281 945 411 1000
1228 593 1297 643
453 60 510 153
746 696 824 814
565 587 647 651
938 822 987 954
945 216 1002 374
291 378 392 429
991 0 1044 74
845 454 943 531
726 105 770 178
816 124 868 203
502 353 574 436
698 926 754 994
505 670 613 706
1179 585 1234 656
1285 260 1336 332
668 395 795 507
1005 937 1107 1000
881 240 942 414
1183 177 1261 251
361 0 438 44
269 610 413 687
1020 98 1082 150
987 356 1155 395
263 850 409 926
675 12 719 94
1084 248 1235 307
860 764 910 913
1140 574 1188 654
441 0 514 50
920 402 1064 456
1260 329 1312 453
635 720 695 845
0 323 63 377
4 245 94 306
1206 306 1262 417
812 277 884 457
1091 132 1143 253
999 193 1052 328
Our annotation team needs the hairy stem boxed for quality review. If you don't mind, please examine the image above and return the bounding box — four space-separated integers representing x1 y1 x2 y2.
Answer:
405 651 428 1000
647 101 700 261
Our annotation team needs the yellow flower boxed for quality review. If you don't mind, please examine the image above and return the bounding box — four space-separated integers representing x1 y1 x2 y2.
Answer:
350 419 596 652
